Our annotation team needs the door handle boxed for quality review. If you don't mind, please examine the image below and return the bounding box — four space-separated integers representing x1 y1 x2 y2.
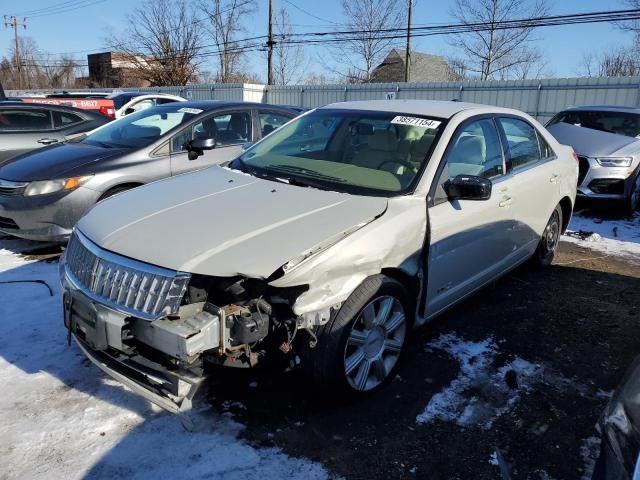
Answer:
38 138 59 145
499 195 513 208
549 173 559 183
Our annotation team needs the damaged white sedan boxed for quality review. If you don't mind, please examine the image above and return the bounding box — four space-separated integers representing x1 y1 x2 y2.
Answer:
60 100 578 415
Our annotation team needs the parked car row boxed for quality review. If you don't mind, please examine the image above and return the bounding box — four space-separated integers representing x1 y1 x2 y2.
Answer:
20 90 187 119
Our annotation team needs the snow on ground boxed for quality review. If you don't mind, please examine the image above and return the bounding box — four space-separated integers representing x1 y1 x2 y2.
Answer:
416 333 543 429
0 241 331 480
563 211 640 261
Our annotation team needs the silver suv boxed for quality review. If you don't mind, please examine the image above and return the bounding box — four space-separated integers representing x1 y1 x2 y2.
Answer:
546 106 640 213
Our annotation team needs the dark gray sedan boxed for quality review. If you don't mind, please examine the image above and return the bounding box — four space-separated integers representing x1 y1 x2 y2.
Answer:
0 100 300 241
0 102 110 163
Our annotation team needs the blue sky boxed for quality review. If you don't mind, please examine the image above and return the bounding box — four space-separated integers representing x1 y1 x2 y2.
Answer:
0 0 634 81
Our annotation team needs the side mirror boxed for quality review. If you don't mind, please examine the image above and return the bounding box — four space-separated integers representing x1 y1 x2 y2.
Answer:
185 138 216 160
444 175 492 201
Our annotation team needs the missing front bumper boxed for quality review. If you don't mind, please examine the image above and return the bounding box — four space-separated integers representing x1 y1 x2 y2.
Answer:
74 336 204 416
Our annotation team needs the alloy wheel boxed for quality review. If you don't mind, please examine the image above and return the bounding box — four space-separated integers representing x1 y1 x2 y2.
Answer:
343 295 406 392
544 210 560 254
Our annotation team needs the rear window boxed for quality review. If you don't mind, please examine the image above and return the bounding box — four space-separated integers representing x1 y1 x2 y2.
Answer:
548 110 640 138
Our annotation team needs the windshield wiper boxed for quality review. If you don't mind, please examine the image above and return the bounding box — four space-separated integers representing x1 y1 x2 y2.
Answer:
268 164 346 183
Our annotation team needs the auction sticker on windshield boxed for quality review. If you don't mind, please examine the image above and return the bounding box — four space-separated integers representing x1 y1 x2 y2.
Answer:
391 116 441 129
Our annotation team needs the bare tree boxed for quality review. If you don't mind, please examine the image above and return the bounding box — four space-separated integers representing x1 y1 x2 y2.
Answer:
579 47 640 77
271 7 306 85
334 0 406 83
108 0 203 86
449 0 549 80
200 0 256 83
1 37 79 89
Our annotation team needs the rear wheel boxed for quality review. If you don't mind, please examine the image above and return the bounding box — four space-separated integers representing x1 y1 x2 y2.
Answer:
302 275 409 394
532 204 563 267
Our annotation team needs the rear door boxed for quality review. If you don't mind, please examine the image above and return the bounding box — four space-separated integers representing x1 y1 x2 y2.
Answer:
169 109 252 174
496 116 561 259
425 116 516 317
0 106 61 162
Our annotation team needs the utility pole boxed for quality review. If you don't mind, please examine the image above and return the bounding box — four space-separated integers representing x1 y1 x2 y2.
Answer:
267 0 274 85
4 15 27 89
404 0 412 83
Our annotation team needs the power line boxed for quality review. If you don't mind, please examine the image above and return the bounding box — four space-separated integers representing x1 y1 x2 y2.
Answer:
15 7 640 71
10 0 107 18
282 0 341 26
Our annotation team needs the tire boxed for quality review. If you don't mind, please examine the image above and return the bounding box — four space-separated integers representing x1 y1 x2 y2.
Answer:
301 274 409 395
532 204 563 267
624 173 640 215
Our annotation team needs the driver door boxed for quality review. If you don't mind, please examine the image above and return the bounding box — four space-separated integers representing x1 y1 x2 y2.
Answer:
169 110 252 175
425 117 517 318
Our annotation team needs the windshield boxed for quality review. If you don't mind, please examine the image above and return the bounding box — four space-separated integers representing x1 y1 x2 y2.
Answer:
236 109 444 195
83 104 202 149
548 110 640 138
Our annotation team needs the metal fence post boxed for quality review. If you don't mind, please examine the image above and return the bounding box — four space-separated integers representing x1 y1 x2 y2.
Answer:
459 85 464 101
534 83 543 120
300 87 304 107
344 86 348 102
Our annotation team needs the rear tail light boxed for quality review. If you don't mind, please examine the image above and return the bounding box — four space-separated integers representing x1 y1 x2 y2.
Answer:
99 106 115 118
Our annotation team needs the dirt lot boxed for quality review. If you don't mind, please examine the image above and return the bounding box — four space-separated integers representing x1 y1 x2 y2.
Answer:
207 240 640 480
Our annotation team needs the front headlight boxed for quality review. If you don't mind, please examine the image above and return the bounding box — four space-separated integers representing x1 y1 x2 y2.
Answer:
596 157 633 167
24 176 93 196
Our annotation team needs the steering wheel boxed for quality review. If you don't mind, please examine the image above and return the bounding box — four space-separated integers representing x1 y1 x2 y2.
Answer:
378 159 418 174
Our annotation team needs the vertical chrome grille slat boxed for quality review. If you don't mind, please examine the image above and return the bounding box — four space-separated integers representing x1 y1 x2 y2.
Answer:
63 232 189 320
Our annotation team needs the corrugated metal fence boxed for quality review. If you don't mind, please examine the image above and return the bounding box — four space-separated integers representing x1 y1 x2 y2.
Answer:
10 76 640 123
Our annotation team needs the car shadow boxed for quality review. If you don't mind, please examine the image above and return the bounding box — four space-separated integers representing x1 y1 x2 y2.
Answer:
1 242 639 479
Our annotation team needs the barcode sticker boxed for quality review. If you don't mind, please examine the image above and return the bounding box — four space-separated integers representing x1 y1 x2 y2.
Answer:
390 116 441 129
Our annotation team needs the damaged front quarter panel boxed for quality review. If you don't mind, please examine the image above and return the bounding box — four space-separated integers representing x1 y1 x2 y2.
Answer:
269 196 428 327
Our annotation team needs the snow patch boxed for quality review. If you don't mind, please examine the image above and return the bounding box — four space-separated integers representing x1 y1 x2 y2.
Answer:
0 240 332 479
563 211 640 261
417 334 543 429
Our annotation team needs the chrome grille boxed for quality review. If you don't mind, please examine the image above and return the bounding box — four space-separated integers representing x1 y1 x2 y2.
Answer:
64 231 190 320
0 179 27 197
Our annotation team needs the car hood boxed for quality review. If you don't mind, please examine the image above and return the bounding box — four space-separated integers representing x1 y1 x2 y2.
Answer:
0 142 129 181
546 122 640 157
78 166 388 278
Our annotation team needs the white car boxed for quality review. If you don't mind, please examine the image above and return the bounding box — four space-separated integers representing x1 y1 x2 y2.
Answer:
106 92 186 119
60 100 578 416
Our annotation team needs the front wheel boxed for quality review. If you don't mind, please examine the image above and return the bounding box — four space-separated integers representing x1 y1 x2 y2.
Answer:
532 204 563 267
302 275 409 394
625 173 640 215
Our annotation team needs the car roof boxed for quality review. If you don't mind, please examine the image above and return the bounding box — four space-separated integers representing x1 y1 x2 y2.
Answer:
321 99 514 119
560 105 640 114
154 100 300 112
